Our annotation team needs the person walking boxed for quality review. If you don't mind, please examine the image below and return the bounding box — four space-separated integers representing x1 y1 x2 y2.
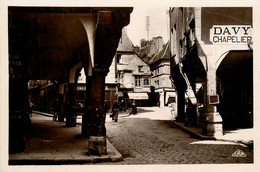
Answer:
112 100 120 122
53 99 58 121
104 100 109 115
121 98 128 112
131 100 137 115
29 100 34 117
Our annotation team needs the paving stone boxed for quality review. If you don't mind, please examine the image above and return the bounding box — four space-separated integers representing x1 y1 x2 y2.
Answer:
102 109 253 164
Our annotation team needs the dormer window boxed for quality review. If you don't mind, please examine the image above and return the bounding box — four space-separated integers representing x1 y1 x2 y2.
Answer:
138 66 143 72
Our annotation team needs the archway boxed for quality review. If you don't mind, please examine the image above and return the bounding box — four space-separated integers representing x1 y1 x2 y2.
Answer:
8 7 132 154
216 50 253 129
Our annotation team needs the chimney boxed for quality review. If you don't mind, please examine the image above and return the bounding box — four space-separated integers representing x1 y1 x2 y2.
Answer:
155 36 164 53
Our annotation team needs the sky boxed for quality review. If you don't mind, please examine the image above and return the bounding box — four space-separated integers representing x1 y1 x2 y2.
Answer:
126 6 170 47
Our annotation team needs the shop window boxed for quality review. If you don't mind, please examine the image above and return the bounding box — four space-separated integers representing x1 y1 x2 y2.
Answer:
78 91 85 101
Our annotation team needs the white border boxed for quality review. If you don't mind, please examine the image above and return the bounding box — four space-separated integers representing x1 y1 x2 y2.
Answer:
1 0 260 172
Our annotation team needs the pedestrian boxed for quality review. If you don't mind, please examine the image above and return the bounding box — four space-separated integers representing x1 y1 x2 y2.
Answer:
53 99 58 121
184 99 197 127
29 100 34 117
131 100 137 115
124 98 128 111
104 101 109 115
121 99 126 112
112 100 120 122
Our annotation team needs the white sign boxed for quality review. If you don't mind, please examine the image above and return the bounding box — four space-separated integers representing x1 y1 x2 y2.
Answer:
210 25 252 44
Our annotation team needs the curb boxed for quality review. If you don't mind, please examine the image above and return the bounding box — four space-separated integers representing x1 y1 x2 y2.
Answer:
106 139 123 162
9 139 123 165
215 138 253 148
9 112 124 165
172 121 215 140
172 121 253 148
33 111 53 117
33 111 83 119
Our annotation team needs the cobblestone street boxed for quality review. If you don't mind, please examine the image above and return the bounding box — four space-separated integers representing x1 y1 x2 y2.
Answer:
103 107 253 164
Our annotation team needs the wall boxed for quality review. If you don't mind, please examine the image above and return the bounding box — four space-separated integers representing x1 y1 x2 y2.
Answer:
117 53 151 92
105 58 117 84
201 7 252 45
151 61 172 89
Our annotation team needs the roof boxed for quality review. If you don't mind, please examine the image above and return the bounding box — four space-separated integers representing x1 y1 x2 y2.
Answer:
149 42 170 65
117 28 134 52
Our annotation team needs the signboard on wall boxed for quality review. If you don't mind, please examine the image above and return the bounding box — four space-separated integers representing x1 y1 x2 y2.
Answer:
77 85 86 91
209 95 219 104
210 25 252 44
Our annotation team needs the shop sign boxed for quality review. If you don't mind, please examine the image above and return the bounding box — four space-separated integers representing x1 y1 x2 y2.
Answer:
210 25 252 44
9 54 22 66
77 85 86 90
209 95 219 104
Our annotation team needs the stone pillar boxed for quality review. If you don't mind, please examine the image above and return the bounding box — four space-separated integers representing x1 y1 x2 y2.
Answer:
9 78 28 153
159 92 164 108
176 90 186 122
58 84 65 122
66 83 78 127
82 76 92 137
9 63 29 153
85 68 107 155
66 64 82 127
203 68 223 137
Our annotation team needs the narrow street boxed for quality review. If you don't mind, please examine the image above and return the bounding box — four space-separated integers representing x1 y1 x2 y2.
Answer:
103 107 253 164
5 6 256 172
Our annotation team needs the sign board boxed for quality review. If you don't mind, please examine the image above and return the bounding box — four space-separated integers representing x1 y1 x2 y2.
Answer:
208 95 219 104
210 25 252 44
77 85 86 91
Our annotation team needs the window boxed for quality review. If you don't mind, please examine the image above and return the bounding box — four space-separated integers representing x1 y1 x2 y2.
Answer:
116 54 121 63
155 68 160 75
143 78 149 85
118 72 124 83
119 72 124 79
117 73 120 82
154 80 159 88
138 66 143 72
135 76 141 86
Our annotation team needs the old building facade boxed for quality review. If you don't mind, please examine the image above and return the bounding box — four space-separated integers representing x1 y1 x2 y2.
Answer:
169 7 253 136
106 28 152 107
149 42 176 107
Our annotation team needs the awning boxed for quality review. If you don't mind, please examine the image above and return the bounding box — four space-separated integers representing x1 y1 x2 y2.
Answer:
128 92 149 100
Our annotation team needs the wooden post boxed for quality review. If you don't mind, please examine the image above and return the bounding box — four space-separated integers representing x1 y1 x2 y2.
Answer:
84 68 108 155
